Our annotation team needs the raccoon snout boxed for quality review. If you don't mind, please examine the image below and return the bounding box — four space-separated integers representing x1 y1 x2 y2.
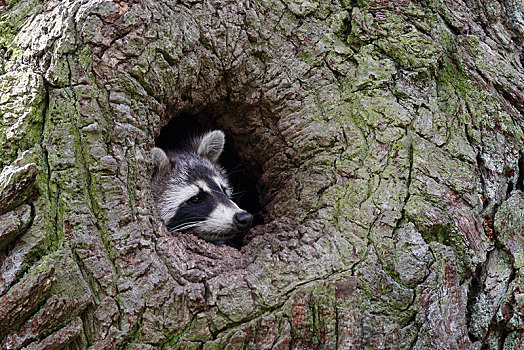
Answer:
233 212 253 231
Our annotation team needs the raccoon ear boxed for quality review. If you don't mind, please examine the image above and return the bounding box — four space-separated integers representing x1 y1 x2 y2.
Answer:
151 147 171 176
197 130 225 162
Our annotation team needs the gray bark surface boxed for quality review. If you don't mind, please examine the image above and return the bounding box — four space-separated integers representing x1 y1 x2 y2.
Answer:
1 0 524 348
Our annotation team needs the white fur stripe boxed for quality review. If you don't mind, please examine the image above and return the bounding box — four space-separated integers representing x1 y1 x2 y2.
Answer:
193 202 243 235
196 180 212 194
213 176 229 193
158 183 199 222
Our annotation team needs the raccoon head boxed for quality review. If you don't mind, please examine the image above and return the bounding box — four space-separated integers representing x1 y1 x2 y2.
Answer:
151 130 253 242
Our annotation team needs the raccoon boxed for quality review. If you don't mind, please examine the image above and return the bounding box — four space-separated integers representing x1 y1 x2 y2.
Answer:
151 130 253 242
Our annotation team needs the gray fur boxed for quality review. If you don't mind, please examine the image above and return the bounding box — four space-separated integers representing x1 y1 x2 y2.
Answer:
196 130 225 162
151 147 170 175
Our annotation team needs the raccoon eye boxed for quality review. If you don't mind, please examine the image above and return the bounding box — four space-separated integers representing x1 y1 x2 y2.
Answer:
189 194 203 204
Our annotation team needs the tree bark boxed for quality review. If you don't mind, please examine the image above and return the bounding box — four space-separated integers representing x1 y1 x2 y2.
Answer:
1 0 524 348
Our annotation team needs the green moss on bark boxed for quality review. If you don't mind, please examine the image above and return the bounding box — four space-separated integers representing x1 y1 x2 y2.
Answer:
0 0 40 56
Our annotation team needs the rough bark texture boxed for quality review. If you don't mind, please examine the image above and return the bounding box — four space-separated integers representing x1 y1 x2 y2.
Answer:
1 0 524 349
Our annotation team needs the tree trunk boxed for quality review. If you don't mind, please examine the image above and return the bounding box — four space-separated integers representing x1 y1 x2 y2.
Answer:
1 0 524 348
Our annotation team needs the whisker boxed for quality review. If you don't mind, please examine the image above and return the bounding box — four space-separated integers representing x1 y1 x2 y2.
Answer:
169 225 197 232
172 221 203 226
170 215 210 221
230 190 248 198
168 221 204 232
226 165 244 176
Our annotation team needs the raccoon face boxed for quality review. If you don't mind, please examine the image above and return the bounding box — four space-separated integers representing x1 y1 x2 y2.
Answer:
151 131 253 242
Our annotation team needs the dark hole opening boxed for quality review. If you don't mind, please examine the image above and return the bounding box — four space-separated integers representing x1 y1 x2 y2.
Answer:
516 152 524 192
155 112 264 248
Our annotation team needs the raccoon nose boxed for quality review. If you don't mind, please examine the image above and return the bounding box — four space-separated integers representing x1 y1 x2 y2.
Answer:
233 212 253 230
